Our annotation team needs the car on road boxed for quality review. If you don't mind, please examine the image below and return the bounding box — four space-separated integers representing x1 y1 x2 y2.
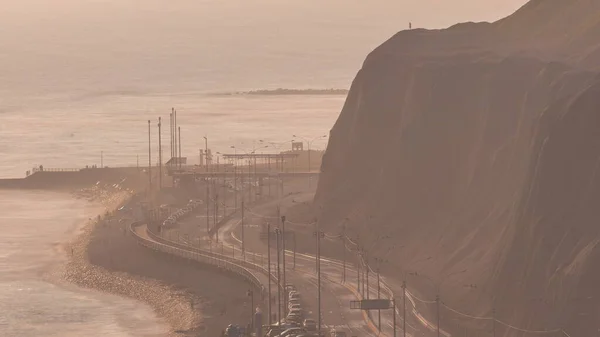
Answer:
329 329 347 337
288 308 303 319
276 327 305 337
289 293 300 301
303 319 317 331
289 303 301 311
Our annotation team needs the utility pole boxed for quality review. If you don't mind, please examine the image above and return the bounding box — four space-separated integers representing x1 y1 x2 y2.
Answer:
402 281 407 337
342 225 346 283
492 307 496 337
248 159 252 203
281 214 287 314
436 295 441 337
178 126 181 170
314 227 324 334
173 110 176 161
393 298 397 337
275 228 282 324
267 222 272 325
158 117 162 190
147 120 152 195
204 136 209 235
292 232 296 269
366 257 370 300
170 110 173 159
241 201 245 257
247 290 254 331
377 264 382 332
357 253 361 295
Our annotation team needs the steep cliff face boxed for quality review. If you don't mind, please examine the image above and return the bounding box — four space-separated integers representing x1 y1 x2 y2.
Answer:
316 0 600 335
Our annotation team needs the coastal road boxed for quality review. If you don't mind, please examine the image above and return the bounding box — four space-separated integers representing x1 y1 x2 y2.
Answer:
161 183 443 337
227 197 446 337
217 213 377 337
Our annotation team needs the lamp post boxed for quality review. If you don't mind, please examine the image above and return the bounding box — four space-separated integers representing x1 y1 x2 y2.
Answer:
313 224 325 334
281 214 287 313
230 146 238 210
147 120 152 196
204 136 209 235
275 227 282 324
267 222 272 325
158 117 162 190
247 289 254 331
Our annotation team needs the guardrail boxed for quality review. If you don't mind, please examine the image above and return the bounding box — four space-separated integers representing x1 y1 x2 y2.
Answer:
146 224 285 294
129 222 265 297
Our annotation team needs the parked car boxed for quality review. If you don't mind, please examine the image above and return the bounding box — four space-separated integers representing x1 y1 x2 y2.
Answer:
277 327 305 337
329 329 347 337
303 319 317 331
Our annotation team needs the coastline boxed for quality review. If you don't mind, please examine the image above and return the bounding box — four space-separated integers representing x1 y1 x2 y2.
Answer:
61 187 200 336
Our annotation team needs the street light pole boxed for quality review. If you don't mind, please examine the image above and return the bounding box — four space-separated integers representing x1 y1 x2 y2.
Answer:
313 227 324 334
402 281 407 337
147 120 152 195
275 228 282 324
292 232 296 269
393 298 397 337
267 222 272 325
436 294 440 337
281 215 287 314
377 265 382 332
158 117 162 190
342 225 346 283
204 136 209 235
247 290 254 331
241 201 245 257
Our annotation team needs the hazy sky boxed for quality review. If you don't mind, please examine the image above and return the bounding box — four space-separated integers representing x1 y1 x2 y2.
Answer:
0 0 530 98
2 0 528 28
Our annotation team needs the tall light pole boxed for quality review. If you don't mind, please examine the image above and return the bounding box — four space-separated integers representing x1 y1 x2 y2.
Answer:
147 120 152 195
230 146 238 210
281 214 287 313
402 281 406 337
204 136 209 234
374 257 385 332
247 289 254 331
313 224 325 334
275 227 282 324
267 222 272 325
158 117 162 190
241 201 245 257
178 126 182 170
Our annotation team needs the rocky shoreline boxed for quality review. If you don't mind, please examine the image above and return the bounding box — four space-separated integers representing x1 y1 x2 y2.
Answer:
62 187 200 336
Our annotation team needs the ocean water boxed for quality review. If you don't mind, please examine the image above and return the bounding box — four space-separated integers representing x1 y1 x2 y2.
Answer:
0 190 168 336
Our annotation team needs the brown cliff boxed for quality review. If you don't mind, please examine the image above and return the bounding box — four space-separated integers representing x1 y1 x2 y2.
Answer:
315 0 600 335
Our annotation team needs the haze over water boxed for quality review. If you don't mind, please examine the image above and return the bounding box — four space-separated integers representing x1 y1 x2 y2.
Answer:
0 0 526 335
